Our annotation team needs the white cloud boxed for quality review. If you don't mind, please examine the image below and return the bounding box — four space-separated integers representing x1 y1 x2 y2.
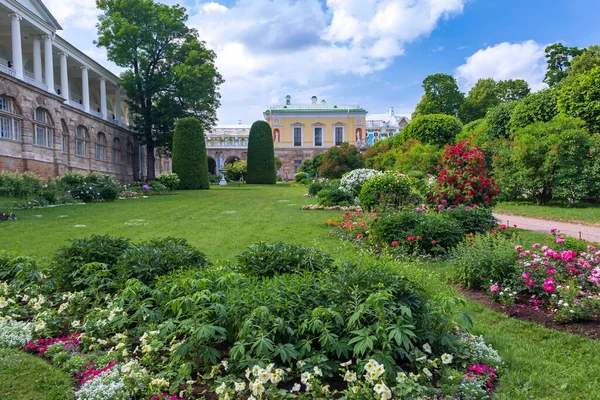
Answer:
454 40 548 91
44 0 99 29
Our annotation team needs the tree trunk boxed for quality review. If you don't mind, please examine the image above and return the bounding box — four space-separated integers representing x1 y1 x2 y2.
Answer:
146 142 156 181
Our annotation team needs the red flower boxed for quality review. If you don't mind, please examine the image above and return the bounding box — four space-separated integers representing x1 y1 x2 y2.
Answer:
407 236 415 241
391 241 399 247
431 240 437 245
357 234 363 239
417 236 423 241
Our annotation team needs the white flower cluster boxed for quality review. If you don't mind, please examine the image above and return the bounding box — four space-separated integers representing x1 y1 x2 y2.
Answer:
340 169 383 196
0 319 32 348
75 369 129 400
458 334 503 369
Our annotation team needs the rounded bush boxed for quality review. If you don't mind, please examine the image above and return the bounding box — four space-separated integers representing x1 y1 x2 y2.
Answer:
246 120 276 184
172 118 209 190
358 172 414 210
339 168 383 197
317 187 354 206
156 172 180 191
236 242 334 278
401 114 463 146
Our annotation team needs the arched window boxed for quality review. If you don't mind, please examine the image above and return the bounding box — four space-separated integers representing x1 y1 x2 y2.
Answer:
34 107 53 148
96 132 107 161
126 141 134 166
112 137 121 164
61 119 69 154
76 125 89 157
0 95 21 141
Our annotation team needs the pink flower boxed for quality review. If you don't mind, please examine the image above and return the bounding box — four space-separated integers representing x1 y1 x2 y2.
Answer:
391 241 399 247
546 269 555 275
525 278 535 288
521 273 530 279
408 236 415 241
588 245 596 252
357 234 363 239
543 283 555 292
431 240 437 245
550 228 557 234
556 235 564 243
490 284 500 292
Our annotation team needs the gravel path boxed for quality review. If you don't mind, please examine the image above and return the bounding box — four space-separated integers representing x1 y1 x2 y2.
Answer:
493 213 600 243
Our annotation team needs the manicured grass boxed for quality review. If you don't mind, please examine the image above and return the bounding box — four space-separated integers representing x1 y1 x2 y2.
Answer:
495 201 600 226
0 184 347 260
2 185 600 399
0 349 74 400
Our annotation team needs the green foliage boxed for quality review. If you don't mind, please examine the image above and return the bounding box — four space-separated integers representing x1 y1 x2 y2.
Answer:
317 187 354 206
358 173 415 211
569 45 600 76
412 73 464 118
496 79 530 102
117 237 209 285
57 172 121 202
317 143 365 179
308 180 334 196
494 116 598 204
247 121 276 184
96 0 223 180
0 251 52 291
225 159 247 181
484 101 517 139
172 118 209 190
401 114 462 146
557 66 600 132
294 172 306 183
458 78 501 124
543 42 584 87
236 242 334 278
298 154 324 177
274 156 282 173
445 205 497 236
156 173 180 191
508 88 559 132
0 172 40 198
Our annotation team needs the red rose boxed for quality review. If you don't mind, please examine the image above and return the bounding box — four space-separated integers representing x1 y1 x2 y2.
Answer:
408 236 415 241
391 241 399 247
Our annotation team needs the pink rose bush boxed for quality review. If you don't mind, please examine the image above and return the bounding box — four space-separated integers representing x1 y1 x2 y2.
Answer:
490 231 600 322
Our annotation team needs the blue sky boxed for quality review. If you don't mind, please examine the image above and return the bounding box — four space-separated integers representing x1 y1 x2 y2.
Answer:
44 0 600 124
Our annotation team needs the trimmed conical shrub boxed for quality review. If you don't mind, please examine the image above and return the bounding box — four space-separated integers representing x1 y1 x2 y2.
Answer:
246 120 276 184
171 118 209 190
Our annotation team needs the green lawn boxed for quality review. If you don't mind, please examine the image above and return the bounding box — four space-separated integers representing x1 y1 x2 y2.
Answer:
495 201 600 226
2 185 600 399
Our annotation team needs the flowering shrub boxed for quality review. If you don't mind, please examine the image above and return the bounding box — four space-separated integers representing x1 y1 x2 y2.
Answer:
156 173 180 191
339 168 383 197
57 172 122 202
489 230 600 322
74 368 129 400
0 320 32 348
0 212 17 221
430 140 500 208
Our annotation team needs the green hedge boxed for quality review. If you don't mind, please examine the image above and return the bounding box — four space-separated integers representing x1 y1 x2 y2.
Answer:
246 120 276 184
172 118 209 190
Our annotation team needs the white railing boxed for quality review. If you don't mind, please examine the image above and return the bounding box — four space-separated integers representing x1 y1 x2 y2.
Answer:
68 100 86 111
91 109 104 119
0 64 16 77
24 76 48 91
206 140 248 149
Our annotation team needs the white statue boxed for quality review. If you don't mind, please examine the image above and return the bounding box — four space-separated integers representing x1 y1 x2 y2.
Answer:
274 130 280 143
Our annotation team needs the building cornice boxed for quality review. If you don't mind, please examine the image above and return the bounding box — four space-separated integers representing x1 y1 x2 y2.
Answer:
4 0 62 32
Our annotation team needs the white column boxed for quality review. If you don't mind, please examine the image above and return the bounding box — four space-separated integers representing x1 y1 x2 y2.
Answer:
100 78 107 119
59 52 69 102
115 86 122 123
9 14 23 79
43 35 54 92
33 37 42 82
81 66 90 113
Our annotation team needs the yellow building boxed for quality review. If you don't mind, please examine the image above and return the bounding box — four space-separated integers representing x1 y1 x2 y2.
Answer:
264 95 367 178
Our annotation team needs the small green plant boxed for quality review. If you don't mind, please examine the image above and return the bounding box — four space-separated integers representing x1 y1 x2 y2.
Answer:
236 241 334 278
317 188 354 206
451 232 518 289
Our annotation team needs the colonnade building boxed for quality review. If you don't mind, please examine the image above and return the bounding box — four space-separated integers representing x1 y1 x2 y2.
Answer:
0 0 170 182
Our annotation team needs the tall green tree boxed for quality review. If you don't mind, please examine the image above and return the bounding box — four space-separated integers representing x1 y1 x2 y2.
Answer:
558 66 600 132
246 121 276 184
508 88 559 131
458 78 500 123
569 45 600 76
496 79 530 102
401 114 462 146
96 0 223 180
412 73 464 119
171 118 209 190
543 43 584 87
317 143 365 179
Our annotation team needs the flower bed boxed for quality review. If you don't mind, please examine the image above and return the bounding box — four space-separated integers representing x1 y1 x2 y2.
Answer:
0 236 503 399
0 212 17 221
489 232 600 323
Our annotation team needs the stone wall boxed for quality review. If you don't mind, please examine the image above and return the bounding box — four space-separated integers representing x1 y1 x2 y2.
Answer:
0 74 170 182
275 148 327 179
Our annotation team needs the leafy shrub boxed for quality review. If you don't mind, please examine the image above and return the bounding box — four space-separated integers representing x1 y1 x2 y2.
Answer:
236 242 334 278
54 235 132 289
247 120 276 184
508 88 558 131
308 180 333 196
225 159 247 181
358 172 415 210
0 171 40 198
451 232 518 289
339 168 382 197
156 173 180 191
172 117 209 190
57 172 122 202
294 172 306 183
317 188 354 206
372 211 463 253
445 206 497 235
117 237 209 285
317 143 365 179
430 140 499 208
401 114 462 146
